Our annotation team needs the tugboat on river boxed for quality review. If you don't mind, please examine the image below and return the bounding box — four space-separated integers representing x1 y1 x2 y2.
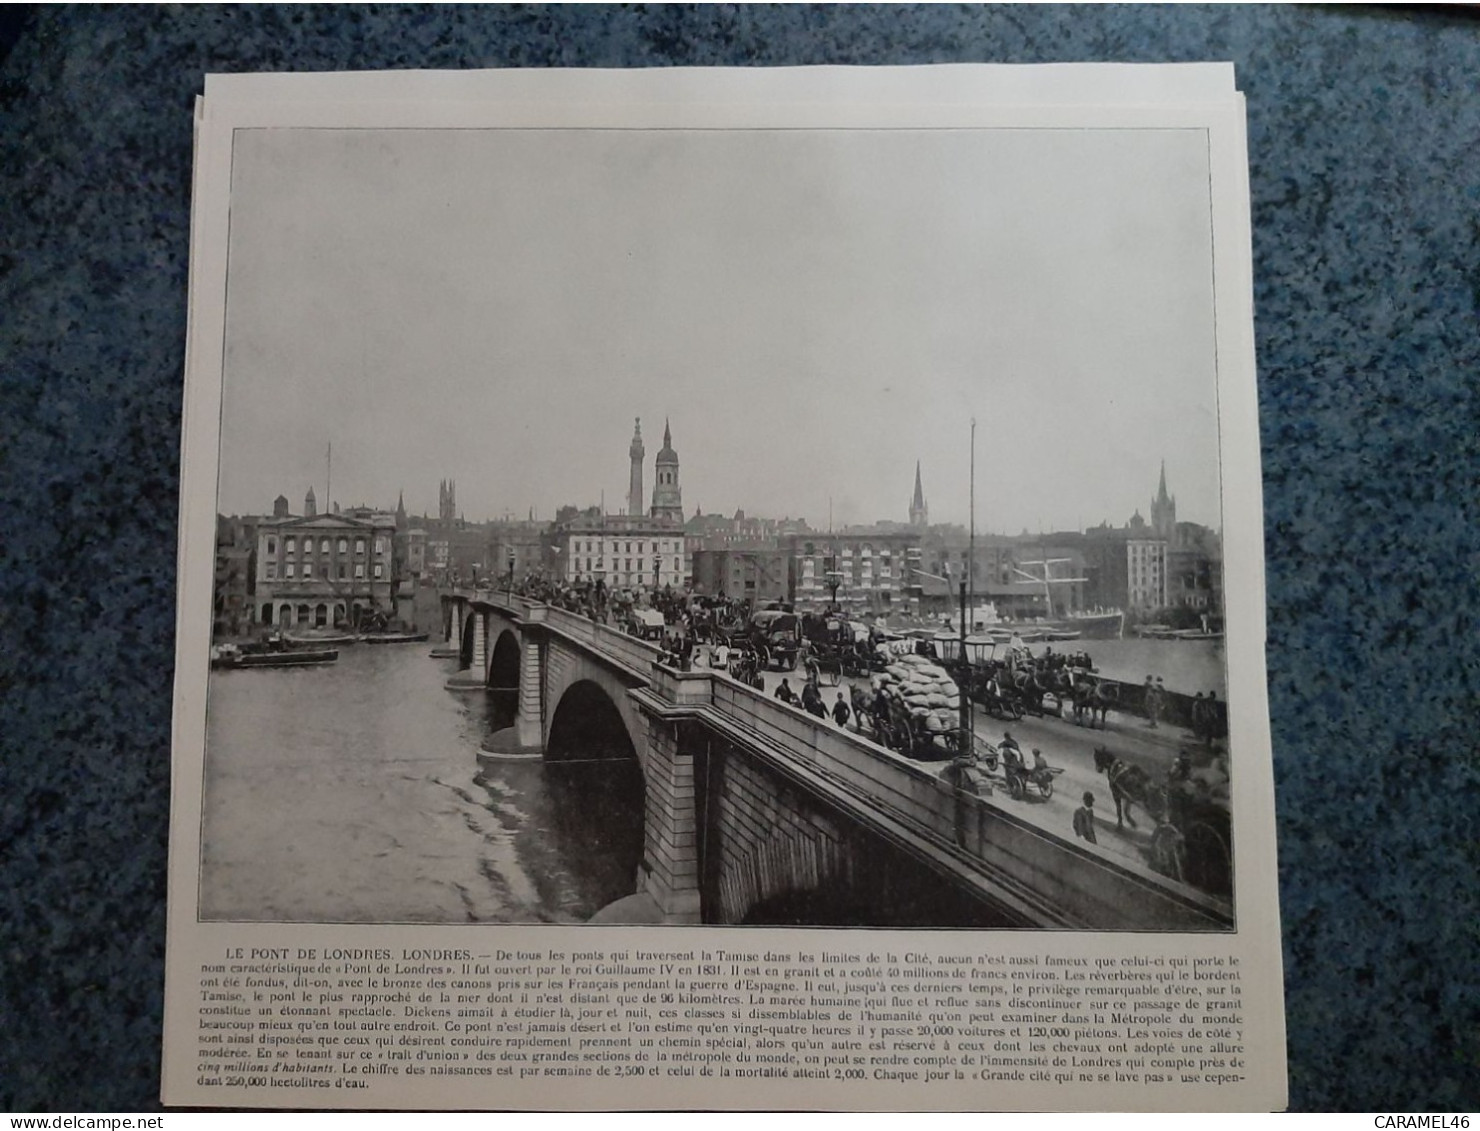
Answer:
210 636 338 670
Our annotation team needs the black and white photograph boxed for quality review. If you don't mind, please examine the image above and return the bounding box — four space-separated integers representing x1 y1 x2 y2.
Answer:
200 119 1240 932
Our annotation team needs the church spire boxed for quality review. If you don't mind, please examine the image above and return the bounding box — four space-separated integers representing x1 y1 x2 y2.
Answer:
1151 461 1176 542
651 417 683 523
909 461 928 527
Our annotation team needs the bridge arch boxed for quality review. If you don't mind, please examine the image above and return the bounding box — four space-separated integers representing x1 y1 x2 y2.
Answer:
546 680 640 766
542 679 647 914
541 643 649 776
488 630 520 690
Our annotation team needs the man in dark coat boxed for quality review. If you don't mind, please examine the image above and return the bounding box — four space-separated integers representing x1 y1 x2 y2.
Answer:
1073 792 1098 844
831 692 851 728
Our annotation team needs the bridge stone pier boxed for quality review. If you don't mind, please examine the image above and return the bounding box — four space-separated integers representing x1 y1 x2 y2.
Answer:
433 589 1236 931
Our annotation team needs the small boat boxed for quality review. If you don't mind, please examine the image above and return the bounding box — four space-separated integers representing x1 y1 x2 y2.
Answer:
361 631 430 645
211 643 338 670
284 631 359 647
1135 624 1178 640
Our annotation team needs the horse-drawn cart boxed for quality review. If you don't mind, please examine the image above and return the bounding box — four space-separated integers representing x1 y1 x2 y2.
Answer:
738 609 801 671
1164 781 1232 895
803 617 873 686
861 653 966 763
1093 745 1232 896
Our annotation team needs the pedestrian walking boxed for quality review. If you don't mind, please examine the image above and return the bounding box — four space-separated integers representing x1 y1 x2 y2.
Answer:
831 691 851 728
1205 689 1224 747
1073 791 1098 844
1143 675 1162 729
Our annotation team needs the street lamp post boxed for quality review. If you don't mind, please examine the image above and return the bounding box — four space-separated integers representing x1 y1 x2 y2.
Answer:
958 578 971 759
915 565 980 802
824 571 844 613
506 550 516 598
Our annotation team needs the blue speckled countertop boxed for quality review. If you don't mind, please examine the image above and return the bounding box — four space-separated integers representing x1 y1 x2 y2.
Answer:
1 5 1476 1112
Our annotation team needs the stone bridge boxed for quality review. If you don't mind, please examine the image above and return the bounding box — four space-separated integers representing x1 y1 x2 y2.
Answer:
437 589 1233 932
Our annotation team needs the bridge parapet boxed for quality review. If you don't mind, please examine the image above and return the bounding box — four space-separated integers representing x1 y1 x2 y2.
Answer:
541 605 662 677
464 592 535 618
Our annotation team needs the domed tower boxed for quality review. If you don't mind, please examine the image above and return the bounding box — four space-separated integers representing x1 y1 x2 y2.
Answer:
650 418 683 524
628 418 645 518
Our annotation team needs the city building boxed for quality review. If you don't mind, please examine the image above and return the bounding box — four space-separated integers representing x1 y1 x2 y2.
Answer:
253 496 397 628
783 530 919 614
690 547 791 604
553 418 689 589
1126 537 1168 610
1076 465 1222 617
559 517 687 590
213 515 255 636
488 518 556 585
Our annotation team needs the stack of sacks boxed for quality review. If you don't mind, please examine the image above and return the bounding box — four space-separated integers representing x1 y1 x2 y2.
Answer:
876 653 962 738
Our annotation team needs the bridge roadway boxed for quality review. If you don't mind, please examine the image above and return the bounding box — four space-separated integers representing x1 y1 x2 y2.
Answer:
736 659 1211 882
443 589 1234 930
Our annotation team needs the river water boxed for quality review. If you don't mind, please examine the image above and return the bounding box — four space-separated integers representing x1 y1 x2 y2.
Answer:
1064 637 1226 696
199 645 644 924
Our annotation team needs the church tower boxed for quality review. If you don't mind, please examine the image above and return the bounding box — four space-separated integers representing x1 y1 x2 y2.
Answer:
439 479 457 523
1151 461 1177 543
304 485 317 518
628 418 645 517
651 418 683 524
909 461 928 528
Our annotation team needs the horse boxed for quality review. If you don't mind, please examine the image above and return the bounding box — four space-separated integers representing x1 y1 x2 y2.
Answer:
1072 674 1119 729
1043 668 1076 716
1093 745 1164 830
1011 668 1055 716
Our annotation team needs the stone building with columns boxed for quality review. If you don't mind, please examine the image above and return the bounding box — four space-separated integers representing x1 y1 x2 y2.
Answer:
252 487 396 628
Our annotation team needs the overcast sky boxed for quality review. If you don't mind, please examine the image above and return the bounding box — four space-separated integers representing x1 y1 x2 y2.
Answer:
218 125 1223 533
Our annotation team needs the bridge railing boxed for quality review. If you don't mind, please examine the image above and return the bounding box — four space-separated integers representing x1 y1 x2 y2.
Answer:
705 675 1229 931
542 605 663 676
475 589 530 618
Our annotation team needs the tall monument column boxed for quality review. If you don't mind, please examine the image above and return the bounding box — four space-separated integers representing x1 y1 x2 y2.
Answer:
628 417 645 517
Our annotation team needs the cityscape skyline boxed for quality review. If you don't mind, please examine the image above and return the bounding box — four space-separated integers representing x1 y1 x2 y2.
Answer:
244 448 1211 540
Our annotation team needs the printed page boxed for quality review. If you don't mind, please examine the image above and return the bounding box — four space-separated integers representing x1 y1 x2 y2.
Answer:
164 65 1284 1111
